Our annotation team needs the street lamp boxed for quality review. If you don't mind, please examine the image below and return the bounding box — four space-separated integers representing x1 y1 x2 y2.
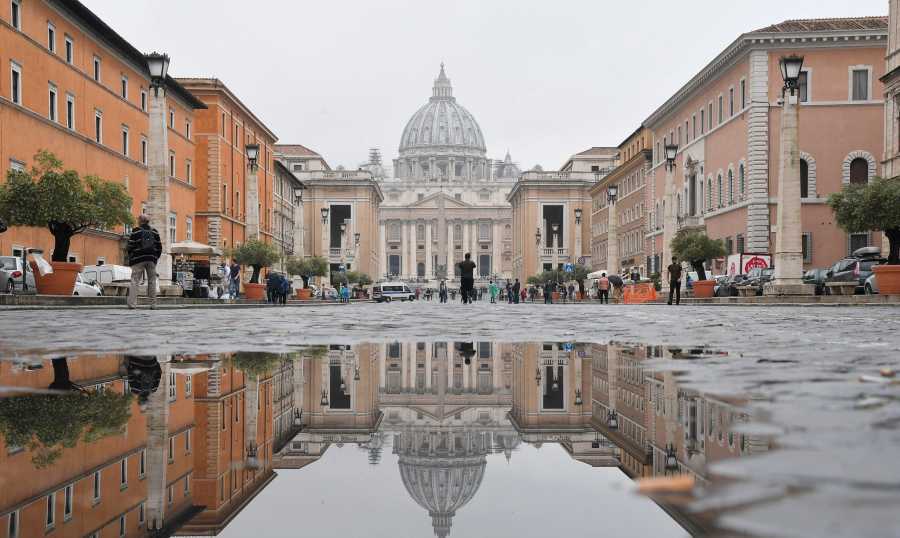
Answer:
607 410 618 430
535 227 542 245
574 208 583 224
354 232 361 246
607 184 618 204
780 55 804 95
664 444 678 472
145 52 170 94
320 207 329 224
294 188 303 205
535 366 542 386
320 389 329 406
664 143 679 171
574 388 583 406
245 143 260 171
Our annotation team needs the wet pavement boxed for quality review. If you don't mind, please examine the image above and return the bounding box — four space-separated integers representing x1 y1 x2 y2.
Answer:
0 303 899 537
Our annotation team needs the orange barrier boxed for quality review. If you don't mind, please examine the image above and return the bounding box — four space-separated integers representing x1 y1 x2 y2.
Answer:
623 283 658 304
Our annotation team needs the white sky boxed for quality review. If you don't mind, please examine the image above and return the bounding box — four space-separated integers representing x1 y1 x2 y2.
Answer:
85 0 887 170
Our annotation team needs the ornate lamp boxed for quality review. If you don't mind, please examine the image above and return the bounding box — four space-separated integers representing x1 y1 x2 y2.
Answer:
665 443 679 471
320 207 329 224
664 143 678 171
535 228 542 245
607 410 619 430
574 208 583 224
145 52 170 91
607 184 618 204
245 143 260 171
779 55 804 95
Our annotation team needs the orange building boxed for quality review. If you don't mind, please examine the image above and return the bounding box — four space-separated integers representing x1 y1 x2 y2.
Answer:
0 0 205 266
175 78 279 259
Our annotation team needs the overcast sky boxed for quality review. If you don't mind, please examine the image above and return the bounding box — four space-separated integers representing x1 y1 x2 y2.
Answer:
86 0 887 170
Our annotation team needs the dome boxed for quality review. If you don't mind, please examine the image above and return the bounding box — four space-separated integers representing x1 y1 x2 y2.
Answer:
399 64 486 155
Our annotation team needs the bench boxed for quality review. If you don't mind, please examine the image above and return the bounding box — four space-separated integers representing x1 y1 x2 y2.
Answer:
825 282 858 296
736 285 758 297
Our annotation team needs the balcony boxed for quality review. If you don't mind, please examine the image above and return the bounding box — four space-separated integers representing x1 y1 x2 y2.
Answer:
677 215 703 231
519 171 598 181
294 170 374 181
541 248 569 257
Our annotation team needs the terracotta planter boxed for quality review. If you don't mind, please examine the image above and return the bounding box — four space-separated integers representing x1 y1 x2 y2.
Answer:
296 288 312 300
244 282 266 301
873 265 900 295
29 261 81 295
692 280 716 298
551 292 560 301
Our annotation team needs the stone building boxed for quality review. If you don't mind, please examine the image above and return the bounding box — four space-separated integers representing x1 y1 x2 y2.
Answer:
272 160 305 265
885 2 900 181
0 0 203 266
644 17 887 274
378 66 518 285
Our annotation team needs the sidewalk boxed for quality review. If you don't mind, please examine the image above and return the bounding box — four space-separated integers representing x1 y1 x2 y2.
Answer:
0 294 372 310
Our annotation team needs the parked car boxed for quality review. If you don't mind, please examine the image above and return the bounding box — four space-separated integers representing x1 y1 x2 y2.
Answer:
73 273 103 296
745 267 775 295
825 247 885 295
81 264 131 285
865 273 880 295
0 256 36 293
372 281 415 302
715 274 749 297
802 268 829 296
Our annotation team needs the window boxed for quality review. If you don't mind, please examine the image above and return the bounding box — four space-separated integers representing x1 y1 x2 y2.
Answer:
849 233 870 254
139 449 146 478
725 237 733 255
729 88 734 116
11 0 20 30
119 515 126 537
708 103 713 130
8 510 18 538
185 217 193 241
168 213 176 244
185 160 192 184
728 170 734 204
802 233 812 263
292 163 303 172
48 22 56 52
736 234 745 254
64 484 73 520
800 159 809 197
717 175 723 207
700 109 705 134
140 88 147 112
849 158 869 185
141 137 148 165
93 470 101 501
45 493 55 528
740 79 746 109
169 110 175 129
139 503 145 525
48 84 58 122
677 126 682 145
120 457 128 487
185 120 191 139
121 126 129 156
185 428 192 452
739 164 745 197
168 485 174 504
65 36 73 63
66 93 75 130
121 75 128 99
851 68 869 101
718 95 724 124
692 114 696 139
168 435 175 463
94 110 103 143
10 61 22 105
798 71 809 103
93 56 101 82
169 152 175 177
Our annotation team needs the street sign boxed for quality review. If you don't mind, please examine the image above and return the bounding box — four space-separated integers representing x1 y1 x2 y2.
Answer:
564 263 575 273
339 264 346 272
563 342 574 352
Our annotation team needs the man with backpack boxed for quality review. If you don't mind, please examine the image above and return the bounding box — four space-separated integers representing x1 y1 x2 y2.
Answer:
126 214 163 309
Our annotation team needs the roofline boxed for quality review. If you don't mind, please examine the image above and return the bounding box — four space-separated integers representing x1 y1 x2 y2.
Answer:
643 21 887 128
618 125 646 148
561 147 619 171
48 1 206 110
176 78 278 141
273 159 306 188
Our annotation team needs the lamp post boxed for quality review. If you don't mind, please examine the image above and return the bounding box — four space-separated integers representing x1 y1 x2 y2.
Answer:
535 227 542 275
607 184 619 277
339 221 347 285
354 231 361 273
293 188 304 258
144 52 173 285
662 143 679 293
552 223 560 275
244 143 261 240
766 55 813 295
320 206 330 289
574 207 583 262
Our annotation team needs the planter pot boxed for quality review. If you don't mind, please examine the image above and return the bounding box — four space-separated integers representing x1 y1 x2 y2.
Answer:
296 288 312 300
873 265 900 295
692 280 716 298
551 292 560 301
244 282 266 301
29 261 81 295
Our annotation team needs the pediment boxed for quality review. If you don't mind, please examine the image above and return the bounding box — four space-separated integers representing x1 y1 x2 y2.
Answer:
408 192 471 209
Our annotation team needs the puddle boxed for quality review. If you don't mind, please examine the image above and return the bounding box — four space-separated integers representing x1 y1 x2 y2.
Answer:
0 342 896 537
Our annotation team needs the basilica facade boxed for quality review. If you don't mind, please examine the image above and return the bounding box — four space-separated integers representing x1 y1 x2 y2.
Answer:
376 65 519 285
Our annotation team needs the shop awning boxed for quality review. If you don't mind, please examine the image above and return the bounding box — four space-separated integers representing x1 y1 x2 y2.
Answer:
169 241 222 256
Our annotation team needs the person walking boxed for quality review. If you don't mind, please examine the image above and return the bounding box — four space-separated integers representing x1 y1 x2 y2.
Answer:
219 262 230 299
229 259 241 299
544 281 553 304
457 253 476 304
126 214 163 309
513 279 521 304
489 280 499 303
598 272 610 304
439 279 448 304
567 283 576 303
667 257 683 305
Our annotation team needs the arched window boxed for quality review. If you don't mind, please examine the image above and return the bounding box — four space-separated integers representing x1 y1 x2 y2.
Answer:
728 170 734 204
800 159 809 198
849 157 869 185
717 175 723 207
707 177 713 211
739 164 745 197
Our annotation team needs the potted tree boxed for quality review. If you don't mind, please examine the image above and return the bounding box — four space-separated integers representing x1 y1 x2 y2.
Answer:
0 151 132 295
671 229 726 298
296 256 328 299
229 239 280 301
829 177 900 294
346 271 373 299
571 264 590 301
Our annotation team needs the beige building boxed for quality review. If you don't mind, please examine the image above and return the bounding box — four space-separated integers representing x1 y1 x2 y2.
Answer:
886 2 900 179
589 128 654 277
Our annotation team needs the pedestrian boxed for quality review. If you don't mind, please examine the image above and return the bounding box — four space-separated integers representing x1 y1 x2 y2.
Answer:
229 259 241 299
341 283 351 303
631 267 641 283
457 253 476 304
667 256 683 305
126 214 162 309
415 287 421 301
598 272 610 304
266 271 279 303
280 273 291 305
560 285 567 304
513 279 521 304
219 262 230 299
544 281 553 304
489 280 499 303
506 280 513 304
529 286 536 303
439 279 448 304
567 283 575 303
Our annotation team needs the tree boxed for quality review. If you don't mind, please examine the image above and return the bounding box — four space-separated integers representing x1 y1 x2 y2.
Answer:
0 151 133 262
287 256 328 288
571 264 591 295
670 229 726 281
229 239 280 283
829 177 900 264
528 269 566 286
346 271 373 287
0 358 132 468
229 352 284 378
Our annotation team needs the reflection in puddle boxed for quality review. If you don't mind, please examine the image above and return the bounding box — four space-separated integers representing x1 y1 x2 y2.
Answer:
0 343 768 537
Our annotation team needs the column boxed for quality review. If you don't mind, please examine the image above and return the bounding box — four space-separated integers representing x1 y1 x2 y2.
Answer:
408 221 417 278
492 343 502 389
447 221 456 280
462 220 471 258
378 345 386 392
492 220 502 277
463 359 470 391
408 342 416 389
321 210 330 287
449 158 455 181
246 164 260 241
425 343 433 391
400 344 409 392
429 157 436 180
146 358 170 530
575 209 583 261
400 221 408 279
662 165 676 293
608 200 619 276
425 221 433 279
147 83 172 284
379 221 387 280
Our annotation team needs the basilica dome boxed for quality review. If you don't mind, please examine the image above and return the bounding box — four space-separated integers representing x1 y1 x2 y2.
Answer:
399 64 487 155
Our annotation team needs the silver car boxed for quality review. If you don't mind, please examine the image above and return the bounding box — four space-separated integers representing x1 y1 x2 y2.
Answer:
0 256 35 293
865 272 879 295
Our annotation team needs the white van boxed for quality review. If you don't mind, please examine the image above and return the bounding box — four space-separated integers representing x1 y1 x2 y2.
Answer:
82 264 131 285
372 281 415 302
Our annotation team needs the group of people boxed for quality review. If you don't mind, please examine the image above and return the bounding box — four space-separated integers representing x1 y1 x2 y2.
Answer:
265 271 291 305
